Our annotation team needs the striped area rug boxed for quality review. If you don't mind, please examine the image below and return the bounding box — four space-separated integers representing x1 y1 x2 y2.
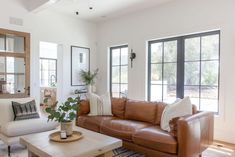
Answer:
113 147 146 157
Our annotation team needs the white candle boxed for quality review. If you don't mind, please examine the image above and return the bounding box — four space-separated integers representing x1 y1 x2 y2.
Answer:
60 130 67 139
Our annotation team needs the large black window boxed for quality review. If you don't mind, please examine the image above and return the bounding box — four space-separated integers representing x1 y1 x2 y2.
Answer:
148 31 220 113
110 45 128 98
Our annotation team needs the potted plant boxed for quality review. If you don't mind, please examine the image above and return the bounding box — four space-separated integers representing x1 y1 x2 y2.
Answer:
45 97 79 136
80 68 99 93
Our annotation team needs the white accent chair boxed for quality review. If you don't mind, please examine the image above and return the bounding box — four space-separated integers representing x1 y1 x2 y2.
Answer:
0 97 59 156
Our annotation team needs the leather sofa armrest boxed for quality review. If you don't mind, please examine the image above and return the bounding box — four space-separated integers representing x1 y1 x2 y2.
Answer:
76 99 90 126
177 111 214 157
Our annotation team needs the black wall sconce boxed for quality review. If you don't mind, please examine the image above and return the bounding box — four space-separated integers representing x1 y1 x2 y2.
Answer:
130 49 136 68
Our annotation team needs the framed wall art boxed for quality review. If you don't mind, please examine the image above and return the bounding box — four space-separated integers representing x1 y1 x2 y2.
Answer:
71 46 90 86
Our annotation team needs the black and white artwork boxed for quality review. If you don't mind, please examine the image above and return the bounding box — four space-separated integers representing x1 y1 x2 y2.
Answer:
71 46 90 86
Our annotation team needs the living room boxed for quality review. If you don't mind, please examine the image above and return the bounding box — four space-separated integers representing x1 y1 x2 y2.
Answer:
0 0 234 157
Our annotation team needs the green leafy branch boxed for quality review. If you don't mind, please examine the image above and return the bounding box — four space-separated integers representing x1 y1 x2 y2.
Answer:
80 68 99 85
45 97 80 123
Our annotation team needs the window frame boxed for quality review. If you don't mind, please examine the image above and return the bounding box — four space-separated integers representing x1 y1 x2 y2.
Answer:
148 30 220 113
0 28 30 98
110 45 128 98
40 57 58 87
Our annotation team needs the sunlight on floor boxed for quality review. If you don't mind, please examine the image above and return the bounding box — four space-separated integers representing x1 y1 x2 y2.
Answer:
203 145 235 157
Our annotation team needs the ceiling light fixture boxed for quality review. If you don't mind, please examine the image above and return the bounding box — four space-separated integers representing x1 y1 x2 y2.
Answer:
88 0 93 10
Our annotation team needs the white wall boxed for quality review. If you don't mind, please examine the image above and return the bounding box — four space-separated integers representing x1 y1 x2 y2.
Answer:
0 0 97 103
96 0 235 144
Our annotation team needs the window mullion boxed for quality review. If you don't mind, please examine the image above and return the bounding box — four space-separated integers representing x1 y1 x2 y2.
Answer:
148 42 151 101
4 56 7 83
119 48 121 98
176 37 184 99
199 37 202 110
110 49 112 95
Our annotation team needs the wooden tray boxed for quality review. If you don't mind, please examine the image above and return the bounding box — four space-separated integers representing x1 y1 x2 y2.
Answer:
49 131 83 143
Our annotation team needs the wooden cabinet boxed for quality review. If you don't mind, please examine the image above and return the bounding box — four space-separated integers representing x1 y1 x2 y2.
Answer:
0 28 30 98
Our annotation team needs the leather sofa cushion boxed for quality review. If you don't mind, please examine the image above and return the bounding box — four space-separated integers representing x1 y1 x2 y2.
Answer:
125 100 157 124
155 102 167 125
77 115 112 132
100 118 151 142
133 126 177 154
77 100 90 116
111 98 126 118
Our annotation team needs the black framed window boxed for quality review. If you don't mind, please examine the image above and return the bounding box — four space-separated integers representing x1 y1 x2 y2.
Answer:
148 31 220 113
110 45 128 98
40 58 57 87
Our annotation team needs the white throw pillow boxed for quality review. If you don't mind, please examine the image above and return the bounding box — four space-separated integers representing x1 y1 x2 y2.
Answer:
160 97 192 132
88 92 112 116
100 92 112 115
88 93 102 116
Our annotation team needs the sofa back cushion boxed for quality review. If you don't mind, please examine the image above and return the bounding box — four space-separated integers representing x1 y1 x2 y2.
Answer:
125 100 157 124
111 98 126 119
77 100 90 116
155 102 167 125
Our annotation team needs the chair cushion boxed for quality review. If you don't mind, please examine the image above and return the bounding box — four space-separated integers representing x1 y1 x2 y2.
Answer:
133 126 177 154
125 100 157 124
100 118 151 142
0 117 58 137
77 115 113 132
111 98 126 119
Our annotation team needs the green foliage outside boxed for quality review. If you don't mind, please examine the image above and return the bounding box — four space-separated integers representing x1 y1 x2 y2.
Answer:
151 35 219 87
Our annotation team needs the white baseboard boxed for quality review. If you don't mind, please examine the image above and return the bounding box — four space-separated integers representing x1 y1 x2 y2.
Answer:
214 129 235 144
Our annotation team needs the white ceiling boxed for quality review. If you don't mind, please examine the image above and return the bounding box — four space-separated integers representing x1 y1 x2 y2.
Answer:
47 0 175 22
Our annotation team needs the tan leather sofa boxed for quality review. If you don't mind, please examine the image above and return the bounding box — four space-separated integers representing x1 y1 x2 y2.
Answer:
76 98 214 157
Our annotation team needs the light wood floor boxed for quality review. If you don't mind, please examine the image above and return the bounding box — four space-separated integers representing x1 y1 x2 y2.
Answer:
0 141 234 157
